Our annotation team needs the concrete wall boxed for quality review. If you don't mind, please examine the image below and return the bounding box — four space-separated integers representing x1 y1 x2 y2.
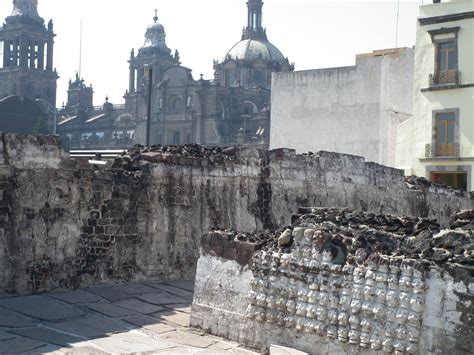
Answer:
0 133 472 295
270 48 414 167
396 0 474 191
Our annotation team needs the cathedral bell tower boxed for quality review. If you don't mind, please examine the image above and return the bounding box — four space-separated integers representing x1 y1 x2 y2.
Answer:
243 0 267 40
0 0 58 106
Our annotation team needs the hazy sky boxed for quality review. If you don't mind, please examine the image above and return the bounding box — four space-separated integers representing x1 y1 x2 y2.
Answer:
0 0 424 106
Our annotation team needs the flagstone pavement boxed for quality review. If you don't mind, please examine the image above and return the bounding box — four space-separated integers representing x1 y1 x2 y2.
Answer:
0 281 258 354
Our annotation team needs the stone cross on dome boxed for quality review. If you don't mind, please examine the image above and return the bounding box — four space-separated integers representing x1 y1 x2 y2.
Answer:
154 9 158 23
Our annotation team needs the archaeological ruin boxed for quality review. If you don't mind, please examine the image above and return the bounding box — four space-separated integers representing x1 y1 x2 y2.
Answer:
0 132 472 354
192 208 473 354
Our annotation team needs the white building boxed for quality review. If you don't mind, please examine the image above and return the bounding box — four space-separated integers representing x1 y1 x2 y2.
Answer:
270 48 414 167
396 0 474 191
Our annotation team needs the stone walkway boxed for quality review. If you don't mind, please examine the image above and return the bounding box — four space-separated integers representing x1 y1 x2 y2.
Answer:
0 281 258 354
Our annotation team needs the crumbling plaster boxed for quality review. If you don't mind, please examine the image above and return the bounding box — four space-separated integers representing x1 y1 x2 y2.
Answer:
0 134 472 295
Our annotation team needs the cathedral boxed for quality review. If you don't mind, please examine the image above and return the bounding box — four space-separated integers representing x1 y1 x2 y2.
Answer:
1 0 293 149
0 0 57 133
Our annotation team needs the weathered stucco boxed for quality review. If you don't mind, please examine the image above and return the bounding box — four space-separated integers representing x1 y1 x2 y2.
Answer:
270 48 414 167
0 133 472 295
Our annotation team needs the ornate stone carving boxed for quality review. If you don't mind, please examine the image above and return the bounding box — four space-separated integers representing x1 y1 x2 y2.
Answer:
247 233 426 354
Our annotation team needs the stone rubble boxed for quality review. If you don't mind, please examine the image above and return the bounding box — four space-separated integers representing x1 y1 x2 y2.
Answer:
405 175 473 197
216 208 473 269
112 144 241 170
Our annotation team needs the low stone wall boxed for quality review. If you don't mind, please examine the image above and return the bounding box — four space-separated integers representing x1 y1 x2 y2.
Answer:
191 208 473 354
0 133 472 295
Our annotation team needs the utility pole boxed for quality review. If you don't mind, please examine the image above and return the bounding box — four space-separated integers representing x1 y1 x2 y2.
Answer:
79 21 83 78
145 65 153 147
395 0 401 48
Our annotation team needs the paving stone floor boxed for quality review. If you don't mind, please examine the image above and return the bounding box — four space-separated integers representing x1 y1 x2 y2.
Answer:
0 281 258 354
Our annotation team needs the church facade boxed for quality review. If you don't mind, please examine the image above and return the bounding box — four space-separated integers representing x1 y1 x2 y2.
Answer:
1 0 293 149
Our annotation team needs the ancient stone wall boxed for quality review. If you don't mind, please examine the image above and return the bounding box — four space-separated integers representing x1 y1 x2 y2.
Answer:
191 208 473 354
0 134 472 295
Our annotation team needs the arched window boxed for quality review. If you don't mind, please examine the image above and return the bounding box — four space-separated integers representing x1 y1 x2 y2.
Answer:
242 101 258 115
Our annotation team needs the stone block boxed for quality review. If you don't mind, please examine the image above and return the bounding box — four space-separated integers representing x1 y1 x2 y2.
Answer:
139 292 188 305
160 330 217 348
85 302 136 317
113 298 165 314
0 166 13 176
10 326 83 346
270 345 309 355
48 289 103 304
189 313 204 329
0 295 84 321
0 307 37 327
46 314 129 339
91 331 177 353
122 314 176 334
202 314 218 334
153 309 191 327
0 335 46 353
87 286 134 301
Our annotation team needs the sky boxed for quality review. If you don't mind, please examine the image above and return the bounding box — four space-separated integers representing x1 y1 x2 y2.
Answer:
0 0 424 107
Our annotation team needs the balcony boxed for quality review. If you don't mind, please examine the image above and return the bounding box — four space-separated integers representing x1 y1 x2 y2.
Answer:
429 70 460 87
425 143 460 159
422 71 470 92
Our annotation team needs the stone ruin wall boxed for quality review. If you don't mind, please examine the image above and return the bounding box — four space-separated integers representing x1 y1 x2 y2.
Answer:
191 208 473 355
0 133 472 295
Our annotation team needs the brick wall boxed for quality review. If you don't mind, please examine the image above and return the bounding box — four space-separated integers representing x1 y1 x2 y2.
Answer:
0 133 472 295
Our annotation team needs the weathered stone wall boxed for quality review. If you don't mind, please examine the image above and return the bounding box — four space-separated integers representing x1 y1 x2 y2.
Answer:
0 133 472 295
265 149 473 229
191 209 473 354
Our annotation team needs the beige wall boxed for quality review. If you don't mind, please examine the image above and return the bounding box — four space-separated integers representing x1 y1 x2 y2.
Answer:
396 0 474 191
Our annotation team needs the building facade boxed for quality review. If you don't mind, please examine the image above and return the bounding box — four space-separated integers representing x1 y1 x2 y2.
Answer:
0 0 57 106
57 0 293 149
396 0 474 191
270 48 414 167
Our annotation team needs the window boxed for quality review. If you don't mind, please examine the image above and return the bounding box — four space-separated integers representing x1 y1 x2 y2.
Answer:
431 172 467 191
242 101 257 115
435 112 456 156
225 69 237 87
254 70 265 84
172 131 180 145
438 41 457 71
429 27 460 85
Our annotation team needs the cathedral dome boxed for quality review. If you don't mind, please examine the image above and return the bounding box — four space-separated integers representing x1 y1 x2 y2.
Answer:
142 11 169 53
226 38 286 63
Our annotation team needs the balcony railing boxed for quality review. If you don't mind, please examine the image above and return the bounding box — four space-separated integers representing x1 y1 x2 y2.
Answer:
425 143 460 158
92 104 126 112
429 70 460 87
